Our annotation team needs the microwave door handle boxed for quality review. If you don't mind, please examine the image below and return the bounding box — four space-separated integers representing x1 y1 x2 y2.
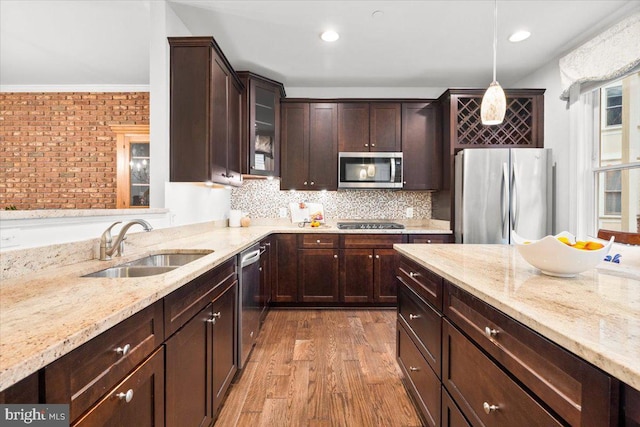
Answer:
390 159 395 182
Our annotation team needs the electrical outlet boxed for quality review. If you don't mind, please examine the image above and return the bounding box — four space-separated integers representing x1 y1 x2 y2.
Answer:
406 207 414 218
279 207 288 218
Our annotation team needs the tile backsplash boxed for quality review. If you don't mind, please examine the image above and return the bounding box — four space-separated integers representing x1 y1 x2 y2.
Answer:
231 179 432 220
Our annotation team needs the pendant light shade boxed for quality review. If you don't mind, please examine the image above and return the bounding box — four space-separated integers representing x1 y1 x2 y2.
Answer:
481 0 506 126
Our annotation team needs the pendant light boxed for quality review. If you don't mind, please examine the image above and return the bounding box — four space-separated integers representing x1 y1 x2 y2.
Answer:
481 0 506 125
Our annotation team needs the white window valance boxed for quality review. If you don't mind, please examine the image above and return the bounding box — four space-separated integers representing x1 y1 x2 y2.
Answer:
559 12 640 100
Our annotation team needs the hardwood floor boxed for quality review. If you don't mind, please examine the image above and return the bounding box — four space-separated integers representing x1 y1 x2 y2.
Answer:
215 309 422 427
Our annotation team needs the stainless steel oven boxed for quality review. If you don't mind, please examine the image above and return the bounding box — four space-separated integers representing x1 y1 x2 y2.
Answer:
237 244 261 369
338 152 403 189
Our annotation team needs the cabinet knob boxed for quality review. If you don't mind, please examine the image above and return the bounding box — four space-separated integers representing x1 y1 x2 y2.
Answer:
409 272 420 278
364 143 369 147
334 254 338 259
316 239 321 244
427 240 432 244
310 181 315 185
375 254 380 259
483 402 499 414
484 326 499 338
250 331 254 338
403 181 407 184
304 181 308 185
368 254 373 259
371 143 375 147
116 389 134 403
408 366 420 372
212 312 221 319
259 267 263 271
115 344 131 357
409 314 420 320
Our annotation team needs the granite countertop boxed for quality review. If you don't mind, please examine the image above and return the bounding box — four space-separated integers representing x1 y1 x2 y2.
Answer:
0 220 450 391
394 243 640 391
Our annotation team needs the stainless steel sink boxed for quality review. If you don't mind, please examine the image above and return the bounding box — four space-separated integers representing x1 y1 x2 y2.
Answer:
83 251 212 278
122 252 211 267
83 266 177 278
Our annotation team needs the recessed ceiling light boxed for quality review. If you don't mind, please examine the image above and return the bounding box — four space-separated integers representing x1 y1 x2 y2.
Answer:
509 30 531 42
320 30 340 42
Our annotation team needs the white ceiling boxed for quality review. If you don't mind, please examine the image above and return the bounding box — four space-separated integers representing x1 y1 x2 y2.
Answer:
1 0 638 89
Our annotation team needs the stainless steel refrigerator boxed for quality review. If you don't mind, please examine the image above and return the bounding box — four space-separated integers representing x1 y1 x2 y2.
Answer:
454 148 553 244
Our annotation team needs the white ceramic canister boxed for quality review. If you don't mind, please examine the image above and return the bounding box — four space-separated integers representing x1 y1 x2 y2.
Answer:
229 210 242 227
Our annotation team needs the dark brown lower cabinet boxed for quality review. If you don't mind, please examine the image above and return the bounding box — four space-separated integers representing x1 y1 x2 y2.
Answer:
272 234 298 302
442 320 563 427
299 248 339 303
373 248 399 303
0 372 39 404
624 383 640 427
211 282 238 414
165 304 213 427
73 347 165 427
340 248 374 303
442 388 471 427
397 323 441 427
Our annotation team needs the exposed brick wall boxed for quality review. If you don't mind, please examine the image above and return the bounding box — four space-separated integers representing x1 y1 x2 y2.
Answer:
0 92 149 210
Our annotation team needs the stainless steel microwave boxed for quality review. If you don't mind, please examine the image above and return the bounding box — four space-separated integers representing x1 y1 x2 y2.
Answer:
338 152 403 189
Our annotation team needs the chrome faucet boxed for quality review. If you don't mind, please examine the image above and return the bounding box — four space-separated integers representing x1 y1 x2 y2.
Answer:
99 219 153 260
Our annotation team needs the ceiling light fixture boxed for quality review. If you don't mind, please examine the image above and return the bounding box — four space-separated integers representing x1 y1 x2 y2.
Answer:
509 30 531 42
481 0 506 126
320 30 339 42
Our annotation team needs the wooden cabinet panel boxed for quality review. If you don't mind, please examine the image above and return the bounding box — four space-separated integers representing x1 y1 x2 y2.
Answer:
338 103 370 151
0 372 39 404
407 234 454 244
370 103 401 152
445 282 619 427
402 102 441 190
398 281 441 377
340 233 404 249
273 234 298 302
45 301 164 422
165 304 212 427
397 323 441 427
300 233 339 248
340 248 374 303
442 387 471 427
211 281 238 416
624 383 640 426
397 257 443 311
443 320 563 427
73 347 164 427
259 237 273 324
373 248 399 304
308 103 338 190
164 258 236 337
280 103 309 190
299 248 339 303
227 79 242 185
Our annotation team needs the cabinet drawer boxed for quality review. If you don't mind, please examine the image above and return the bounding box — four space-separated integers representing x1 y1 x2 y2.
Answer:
444 282 619 427
407 234 454 244
442 387 471 427
398 282 441 377
45 301 164 422
299 234 339 248
397 323 440 427
164 258 236 336
398 256 443 311
73 347 165 427
341 233 405 248
443 320 563 427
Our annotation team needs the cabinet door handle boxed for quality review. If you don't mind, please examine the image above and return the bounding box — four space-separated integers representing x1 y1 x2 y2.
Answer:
408 366 420 372
409 272 420 278
483 402 499 414
116 389 134 403
115 344 131 357
409 314 420 320
206 312 221 324
484 327 499 338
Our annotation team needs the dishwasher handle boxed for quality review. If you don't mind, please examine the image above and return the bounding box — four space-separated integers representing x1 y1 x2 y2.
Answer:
241 249 261 267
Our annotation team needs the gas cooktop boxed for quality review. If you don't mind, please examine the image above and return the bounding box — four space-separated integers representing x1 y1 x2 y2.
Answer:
336 222 405 230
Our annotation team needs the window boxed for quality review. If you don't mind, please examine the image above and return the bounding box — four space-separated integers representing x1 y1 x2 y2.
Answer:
605 86 622 127
593 74 640 234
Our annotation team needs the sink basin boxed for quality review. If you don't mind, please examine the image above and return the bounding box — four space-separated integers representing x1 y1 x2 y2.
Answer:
83 251 212 278
83 266 177 278
122 252 211 267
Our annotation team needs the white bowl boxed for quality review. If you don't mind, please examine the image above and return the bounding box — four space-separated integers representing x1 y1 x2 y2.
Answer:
511 231 614 277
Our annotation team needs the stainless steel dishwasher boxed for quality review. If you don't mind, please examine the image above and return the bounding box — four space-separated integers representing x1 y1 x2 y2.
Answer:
237 243 261 369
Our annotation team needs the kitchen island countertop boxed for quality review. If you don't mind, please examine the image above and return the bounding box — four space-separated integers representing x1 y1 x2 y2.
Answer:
394 243 640 391
0 220 449 391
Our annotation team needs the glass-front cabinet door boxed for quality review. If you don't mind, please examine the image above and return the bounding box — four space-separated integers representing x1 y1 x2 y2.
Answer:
112 125 150 208
238 72 285 177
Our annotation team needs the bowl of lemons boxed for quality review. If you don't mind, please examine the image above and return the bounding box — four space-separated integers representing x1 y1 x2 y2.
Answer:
511 231 614 277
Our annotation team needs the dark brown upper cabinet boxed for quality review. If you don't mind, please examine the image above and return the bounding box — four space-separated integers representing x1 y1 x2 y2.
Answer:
281 102 338 190
237 71 286 178
402 102 442 190
169 36 243 186
338 102 401 152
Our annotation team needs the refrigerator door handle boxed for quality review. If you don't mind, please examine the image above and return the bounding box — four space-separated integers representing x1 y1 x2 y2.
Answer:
501 163 509 240
511 162 518 232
